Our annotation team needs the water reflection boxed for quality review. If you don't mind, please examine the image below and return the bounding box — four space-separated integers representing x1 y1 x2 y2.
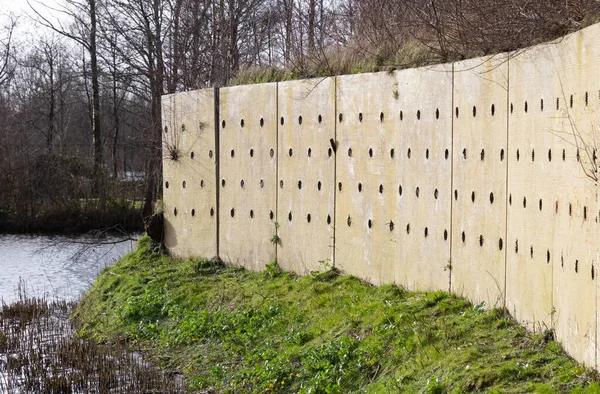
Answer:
0 234 136 303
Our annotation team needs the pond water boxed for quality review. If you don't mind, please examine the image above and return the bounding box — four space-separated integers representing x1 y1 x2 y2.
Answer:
0 234 136 304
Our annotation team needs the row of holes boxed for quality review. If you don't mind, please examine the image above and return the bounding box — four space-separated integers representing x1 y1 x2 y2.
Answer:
229 147 334 158
173 146 592 164
173 207 215 217
170 181 592 222
170 179 591 220
512 240 595 279
508 195 590 219
167 91 596 135
514 147 596 163
344 215 450 238
171 206 594 279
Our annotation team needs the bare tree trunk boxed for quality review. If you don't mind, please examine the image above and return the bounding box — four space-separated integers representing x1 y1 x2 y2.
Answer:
89 0 105 210
308 0 316 52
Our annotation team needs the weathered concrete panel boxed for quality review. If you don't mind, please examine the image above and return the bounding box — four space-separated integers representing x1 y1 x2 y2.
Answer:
451 56 509 308
218 84 278 270
335 73 401 284
162 89 217 258
507 43 557 332
395 65 453 292
334 72 400 285
277 78 336 274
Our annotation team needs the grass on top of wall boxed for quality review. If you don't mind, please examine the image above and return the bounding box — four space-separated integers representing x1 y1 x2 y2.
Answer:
73 236 600 393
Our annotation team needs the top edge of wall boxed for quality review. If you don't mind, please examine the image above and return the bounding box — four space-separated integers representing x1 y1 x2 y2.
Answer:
160 22 600 99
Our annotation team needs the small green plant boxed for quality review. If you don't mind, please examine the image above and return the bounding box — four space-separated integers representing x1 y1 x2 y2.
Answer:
270 222 281 245
263 259 283 279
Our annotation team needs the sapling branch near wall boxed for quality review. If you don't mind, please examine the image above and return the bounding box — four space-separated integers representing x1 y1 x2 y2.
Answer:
162 23 600 369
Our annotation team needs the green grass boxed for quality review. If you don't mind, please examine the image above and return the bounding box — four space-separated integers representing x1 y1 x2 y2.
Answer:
74 236 600 393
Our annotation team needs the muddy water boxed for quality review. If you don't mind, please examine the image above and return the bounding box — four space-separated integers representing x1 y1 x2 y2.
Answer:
0 234 135 303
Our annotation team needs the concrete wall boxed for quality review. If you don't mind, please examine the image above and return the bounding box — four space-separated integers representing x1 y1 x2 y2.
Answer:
162 23 600 369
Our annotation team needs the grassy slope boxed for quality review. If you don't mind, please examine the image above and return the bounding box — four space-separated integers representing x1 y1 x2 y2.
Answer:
74 237 600 393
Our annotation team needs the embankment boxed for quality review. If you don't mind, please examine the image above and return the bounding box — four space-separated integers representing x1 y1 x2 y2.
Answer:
73 237 600 393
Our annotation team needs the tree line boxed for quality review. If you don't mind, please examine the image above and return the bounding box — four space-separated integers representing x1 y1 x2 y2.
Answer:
0 0 597 233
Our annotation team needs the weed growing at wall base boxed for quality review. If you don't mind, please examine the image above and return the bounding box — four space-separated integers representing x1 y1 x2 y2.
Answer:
73 236 600 393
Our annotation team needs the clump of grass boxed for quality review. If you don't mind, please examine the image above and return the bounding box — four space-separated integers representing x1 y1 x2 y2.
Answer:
74 235 600 393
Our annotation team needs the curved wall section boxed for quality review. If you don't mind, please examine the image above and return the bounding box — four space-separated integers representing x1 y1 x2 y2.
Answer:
162 23 600 369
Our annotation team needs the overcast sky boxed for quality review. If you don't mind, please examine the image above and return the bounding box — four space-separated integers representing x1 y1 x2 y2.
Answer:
0 0 64 39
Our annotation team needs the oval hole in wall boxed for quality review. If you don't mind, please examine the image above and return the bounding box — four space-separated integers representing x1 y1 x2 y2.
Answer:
191 209 195 217
210 207 215 217
260 118 264 127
